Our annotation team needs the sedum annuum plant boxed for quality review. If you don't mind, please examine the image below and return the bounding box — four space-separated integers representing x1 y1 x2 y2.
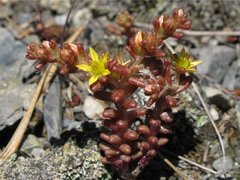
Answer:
26 8 202 178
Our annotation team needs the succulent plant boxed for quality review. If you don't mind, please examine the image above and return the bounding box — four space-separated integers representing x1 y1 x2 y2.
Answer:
26 8 202 178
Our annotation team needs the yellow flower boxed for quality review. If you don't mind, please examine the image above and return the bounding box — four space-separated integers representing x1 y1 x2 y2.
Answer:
76 47 110 85
172 48 203 73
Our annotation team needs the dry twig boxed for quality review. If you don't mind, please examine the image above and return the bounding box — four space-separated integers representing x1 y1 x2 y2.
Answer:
202 141 211 163
158 152 188 180
178 155 217 175
192 82 226 167
0 27 84 160
180 30 240 36
159 149 218 175
69 74 89 91
135 22 240 36
0 65 50 159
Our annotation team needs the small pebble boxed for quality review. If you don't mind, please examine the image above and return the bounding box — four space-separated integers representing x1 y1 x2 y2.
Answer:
212 156 234 172
82 96 108 119
209 106 219 121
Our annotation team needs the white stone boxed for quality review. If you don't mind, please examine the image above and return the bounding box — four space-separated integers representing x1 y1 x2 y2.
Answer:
82 96 108 119
203 86 222 99
209 106 219 121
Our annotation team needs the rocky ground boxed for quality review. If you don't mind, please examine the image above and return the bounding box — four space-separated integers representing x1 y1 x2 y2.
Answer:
0 0 240 179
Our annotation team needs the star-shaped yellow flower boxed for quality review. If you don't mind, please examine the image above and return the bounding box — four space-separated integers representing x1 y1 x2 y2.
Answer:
76 47 110 85
172 48 203 73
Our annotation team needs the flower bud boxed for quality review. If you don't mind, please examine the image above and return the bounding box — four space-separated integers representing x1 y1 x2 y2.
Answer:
123 99 137 109
149 119 161 128
99 143 110 151
131 151 143 160
102 108 117 119
159 124 172 134
120 155 131 163
105 149 119 157
159 111 174 123
173 8 184 18
163 19 175 32
171 32 184 39
157 138 169 147
68 43 78 54
77 43 84 52
25 53 36 60
183 21 191 29
27 43 36 51
128 77 146 88
116 120 128 129
123 129 138 141
152 17 161 29
110 120 128 133
152 15 165 30
147 136 158 146
155 49 165 58
109 134 122 145
126 31 146 57
49 39 57 49
42 41 51 50
114 159 124 169
137 125 151 136
146 149 157 159
100 133 110 142
119 144 132 154
107 59 130 76
135 108 148 116
111 89 126 103
165 96 178 107
101 157 111 164
138 142 150 151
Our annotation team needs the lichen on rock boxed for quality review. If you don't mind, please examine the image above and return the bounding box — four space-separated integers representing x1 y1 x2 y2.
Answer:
0 141 112 180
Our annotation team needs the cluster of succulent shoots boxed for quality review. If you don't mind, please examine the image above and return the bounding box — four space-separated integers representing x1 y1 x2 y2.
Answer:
26 8 202 177
26 40 89 74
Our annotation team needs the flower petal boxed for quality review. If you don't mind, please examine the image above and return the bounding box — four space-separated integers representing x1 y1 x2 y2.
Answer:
90 47 99 62
179 48 186 57
102 69 110 76
186 67 196 73
76 64 92 72
89 75 99 85
190 60 203 67
135 31 143 44
102 52 109 64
